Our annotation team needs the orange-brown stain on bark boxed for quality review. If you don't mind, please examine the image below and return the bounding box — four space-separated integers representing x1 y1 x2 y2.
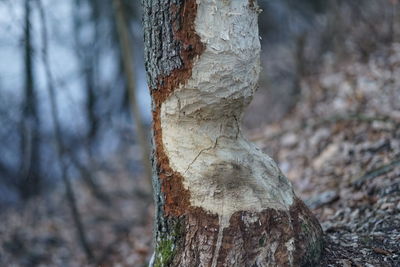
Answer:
151 0 205 217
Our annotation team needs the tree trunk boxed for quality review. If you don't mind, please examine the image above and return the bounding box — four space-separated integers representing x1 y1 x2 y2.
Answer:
20 0 41 198
113 0 153 192
143 1 323 266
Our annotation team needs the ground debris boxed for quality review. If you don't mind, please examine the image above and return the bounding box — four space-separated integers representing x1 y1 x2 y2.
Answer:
256 43 400 266
0 165 154 266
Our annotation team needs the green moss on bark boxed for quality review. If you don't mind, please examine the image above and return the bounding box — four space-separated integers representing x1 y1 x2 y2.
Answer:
154 239 175 267
154 219 184 267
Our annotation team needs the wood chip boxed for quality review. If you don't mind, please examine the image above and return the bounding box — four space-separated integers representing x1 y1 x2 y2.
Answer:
372 247 391 256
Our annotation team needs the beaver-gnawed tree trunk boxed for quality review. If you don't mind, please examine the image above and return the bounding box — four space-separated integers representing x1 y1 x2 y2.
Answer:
143 1 323 266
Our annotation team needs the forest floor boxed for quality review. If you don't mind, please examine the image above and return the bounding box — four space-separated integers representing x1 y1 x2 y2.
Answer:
1 44 399 266
249 43 400 267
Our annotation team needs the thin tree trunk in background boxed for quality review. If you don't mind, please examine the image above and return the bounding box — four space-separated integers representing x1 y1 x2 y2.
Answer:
143 1 323 266
71 0 111 206
20 0 41 198
113 0 152 193
86 0 100 150
67 150 111 205
73 0 98 148
37 0 94 261
85 65 98 149
292 32 307 103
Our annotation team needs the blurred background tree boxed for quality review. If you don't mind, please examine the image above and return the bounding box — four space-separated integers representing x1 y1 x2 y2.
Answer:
0 0 149 205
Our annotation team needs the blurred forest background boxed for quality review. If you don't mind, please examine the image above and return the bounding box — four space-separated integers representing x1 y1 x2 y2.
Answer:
0 0 399 266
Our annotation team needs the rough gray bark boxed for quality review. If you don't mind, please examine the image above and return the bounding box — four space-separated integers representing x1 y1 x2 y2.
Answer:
143 1 323 266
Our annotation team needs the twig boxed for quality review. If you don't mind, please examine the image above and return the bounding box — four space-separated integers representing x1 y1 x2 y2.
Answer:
352 156 400 188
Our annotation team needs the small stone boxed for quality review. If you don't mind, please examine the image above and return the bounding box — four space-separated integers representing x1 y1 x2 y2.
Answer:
371 121 393 131
341 259 352 267
313 144 339 170
380 203 394 211
281 133 298 147
350 209 360 220
279 161 290 174
351 191 366 201
309 128 330 147
390 110 400 121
